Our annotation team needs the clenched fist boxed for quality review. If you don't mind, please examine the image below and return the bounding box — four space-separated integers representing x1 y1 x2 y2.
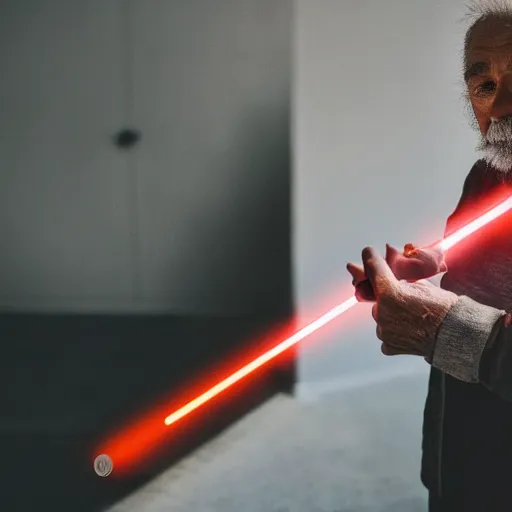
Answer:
350 247 459 359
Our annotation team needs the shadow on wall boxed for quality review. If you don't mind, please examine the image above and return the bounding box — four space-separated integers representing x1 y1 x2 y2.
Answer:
158 97 293 318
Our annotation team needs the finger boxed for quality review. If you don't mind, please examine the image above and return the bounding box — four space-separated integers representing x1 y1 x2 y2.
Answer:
381 343 412 356
354 288 370 303
381 343 399 356
371 303 378 322
362 247 397 297
381 341 407 356
354 280 376 302
401 244 447 281
387 243 429 281
355 288 376 302
403 243 420 257
346 262 366 284
384 244 403 278
385 243 402 266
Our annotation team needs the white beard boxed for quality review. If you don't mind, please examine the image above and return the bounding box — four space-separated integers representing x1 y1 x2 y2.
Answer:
477 117 512 177
478 140 512 174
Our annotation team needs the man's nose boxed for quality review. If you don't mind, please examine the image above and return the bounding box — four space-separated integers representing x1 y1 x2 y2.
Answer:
490 75 512 119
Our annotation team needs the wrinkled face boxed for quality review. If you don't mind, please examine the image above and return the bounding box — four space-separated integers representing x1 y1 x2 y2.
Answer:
466 16 512 173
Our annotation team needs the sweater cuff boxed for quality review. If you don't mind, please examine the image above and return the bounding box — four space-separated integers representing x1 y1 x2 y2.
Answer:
431 295 505 382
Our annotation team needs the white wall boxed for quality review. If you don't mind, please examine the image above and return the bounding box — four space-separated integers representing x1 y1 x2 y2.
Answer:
0 0 293 316
294 0 479 396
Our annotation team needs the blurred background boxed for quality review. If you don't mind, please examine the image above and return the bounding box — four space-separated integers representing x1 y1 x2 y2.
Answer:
0 0 478 510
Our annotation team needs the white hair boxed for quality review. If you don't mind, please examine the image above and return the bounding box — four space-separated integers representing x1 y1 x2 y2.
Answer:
465 0 512 19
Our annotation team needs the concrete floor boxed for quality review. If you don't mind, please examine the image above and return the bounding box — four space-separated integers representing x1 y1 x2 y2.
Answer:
107 372 429 512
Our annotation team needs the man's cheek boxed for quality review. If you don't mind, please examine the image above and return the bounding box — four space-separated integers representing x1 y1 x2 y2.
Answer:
472 104 491 135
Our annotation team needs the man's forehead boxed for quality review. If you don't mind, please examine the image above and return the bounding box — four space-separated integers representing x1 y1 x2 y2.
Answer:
467 17 512 55
465 17 512 76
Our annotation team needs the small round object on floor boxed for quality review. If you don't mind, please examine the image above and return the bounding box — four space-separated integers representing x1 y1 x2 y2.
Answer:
94 454 113 477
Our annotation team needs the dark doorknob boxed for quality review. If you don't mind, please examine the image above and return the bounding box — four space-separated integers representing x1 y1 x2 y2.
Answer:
114 128 141 149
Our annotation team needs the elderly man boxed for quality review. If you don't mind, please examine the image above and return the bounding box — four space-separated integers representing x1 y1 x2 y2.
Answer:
347 2 512 511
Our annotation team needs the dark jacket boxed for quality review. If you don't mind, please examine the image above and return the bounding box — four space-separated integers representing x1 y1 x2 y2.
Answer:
421 160 512 508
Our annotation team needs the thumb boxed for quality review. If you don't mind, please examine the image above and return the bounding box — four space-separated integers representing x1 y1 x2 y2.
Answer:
362 246 398 297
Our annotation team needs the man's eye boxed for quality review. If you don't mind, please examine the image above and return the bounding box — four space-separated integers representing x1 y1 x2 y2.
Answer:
474 80 497 95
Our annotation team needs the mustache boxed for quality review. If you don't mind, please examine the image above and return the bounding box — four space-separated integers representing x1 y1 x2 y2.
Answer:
482 117 512 146
476 117 512 175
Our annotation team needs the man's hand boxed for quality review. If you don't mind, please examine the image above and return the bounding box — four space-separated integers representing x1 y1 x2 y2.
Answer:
360 247 459 358
347 243 446 302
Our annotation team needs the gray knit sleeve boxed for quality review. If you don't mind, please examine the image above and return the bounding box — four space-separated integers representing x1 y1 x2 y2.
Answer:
432 295 506 382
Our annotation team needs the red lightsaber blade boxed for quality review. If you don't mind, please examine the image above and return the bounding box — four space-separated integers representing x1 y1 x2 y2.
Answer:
93 195 512 478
